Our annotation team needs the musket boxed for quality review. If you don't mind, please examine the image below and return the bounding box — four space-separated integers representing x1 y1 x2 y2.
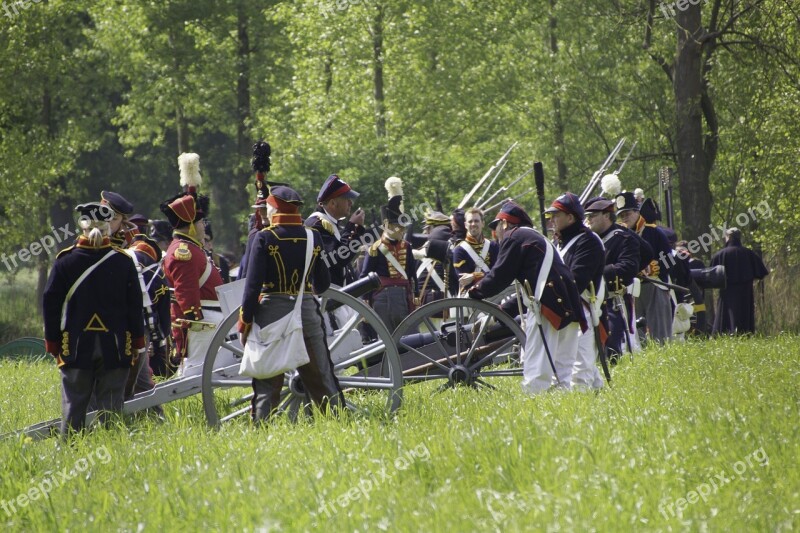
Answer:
579 138 627 205
477 164 536 210
533 162 547 234
588 280 611 384
458 142 518 209
659 167 675 229
483 187 536 213
639 276 690 293
474 157 510 208
614 140 637 177
523 280 561 385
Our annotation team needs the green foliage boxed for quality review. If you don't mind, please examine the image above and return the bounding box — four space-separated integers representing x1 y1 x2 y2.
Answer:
0 336 797 529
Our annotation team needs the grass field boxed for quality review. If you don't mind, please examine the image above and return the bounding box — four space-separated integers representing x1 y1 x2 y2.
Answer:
0 335 797 531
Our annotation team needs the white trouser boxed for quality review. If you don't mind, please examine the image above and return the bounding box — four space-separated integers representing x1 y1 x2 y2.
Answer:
573 326 604 390
522 315 580 395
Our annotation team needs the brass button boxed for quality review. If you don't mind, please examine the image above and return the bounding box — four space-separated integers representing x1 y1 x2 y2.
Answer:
557 298 562 303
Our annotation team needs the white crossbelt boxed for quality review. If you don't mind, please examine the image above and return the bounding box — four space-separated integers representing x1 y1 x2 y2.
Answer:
458 239 491 273
198 257 214 287
379 243 408 280
415 257 444 291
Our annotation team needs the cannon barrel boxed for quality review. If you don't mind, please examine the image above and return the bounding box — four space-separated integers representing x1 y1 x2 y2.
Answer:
690 265 726 289
325 273 382 312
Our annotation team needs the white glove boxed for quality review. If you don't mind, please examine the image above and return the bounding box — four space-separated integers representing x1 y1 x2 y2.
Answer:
412 248 427 260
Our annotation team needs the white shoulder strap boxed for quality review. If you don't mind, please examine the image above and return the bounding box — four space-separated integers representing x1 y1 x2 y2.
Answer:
557 234 582 259
416 257 444 291
379 243 408 279
198 257 214 287
293 228 315 314
535 239 554 303
60 250 116 330
458 240 490 273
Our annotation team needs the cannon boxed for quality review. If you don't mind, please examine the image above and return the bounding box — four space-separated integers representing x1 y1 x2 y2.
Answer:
3 277 527 439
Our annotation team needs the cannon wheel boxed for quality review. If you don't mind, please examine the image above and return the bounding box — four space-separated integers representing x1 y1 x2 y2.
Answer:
201 288 403 428
393 298 525 391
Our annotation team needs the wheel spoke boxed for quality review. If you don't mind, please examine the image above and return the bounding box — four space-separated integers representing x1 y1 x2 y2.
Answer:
454 306 464 365
398 341 452 373
468 337 518 371
477 369 523 377
220 340 244 356
422 317 451 359
220 406 251 423
336 376 396 390
327 312 362 353
474 378 498 390
463 313 492 366
333 340 386 370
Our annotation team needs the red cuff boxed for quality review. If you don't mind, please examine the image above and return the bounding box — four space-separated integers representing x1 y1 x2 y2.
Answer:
132 336 146 350
45 340 62 357
237 317 252 335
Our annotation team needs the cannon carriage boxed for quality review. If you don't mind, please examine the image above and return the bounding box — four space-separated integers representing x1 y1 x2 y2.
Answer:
2 279 526 440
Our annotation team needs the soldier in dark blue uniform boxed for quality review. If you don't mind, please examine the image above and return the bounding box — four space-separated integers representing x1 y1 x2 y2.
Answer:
616 192 673 343
468 202 586 394
238 186 343 421
711 227 769 334
359 194 417 333
584 197 641 360
42 203 145 435
126 234 171 392
305 174 366 287
452 207 499 294
545 192 605 389
415 210 457 303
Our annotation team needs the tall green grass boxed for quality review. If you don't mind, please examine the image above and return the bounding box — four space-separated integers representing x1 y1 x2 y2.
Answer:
0 268 42 345
0 335 797 531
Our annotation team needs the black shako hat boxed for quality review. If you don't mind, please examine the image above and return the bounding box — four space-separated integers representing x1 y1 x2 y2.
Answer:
615 192 639 213
381 196 409 226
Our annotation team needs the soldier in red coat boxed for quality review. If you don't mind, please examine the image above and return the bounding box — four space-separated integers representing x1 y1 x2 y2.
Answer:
160 153 224 376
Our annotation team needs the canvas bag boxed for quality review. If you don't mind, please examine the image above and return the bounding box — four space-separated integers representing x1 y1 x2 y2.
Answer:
239 229 314 379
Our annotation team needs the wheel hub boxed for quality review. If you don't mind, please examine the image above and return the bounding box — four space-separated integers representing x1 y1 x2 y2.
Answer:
448 364 474 386
288 372 306 396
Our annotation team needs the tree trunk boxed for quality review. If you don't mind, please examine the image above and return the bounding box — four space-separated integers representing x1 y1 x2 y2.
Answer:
549 0 568 191
36 88 54 312
176 104 190 154
674 6 712 251
372 3 387 149
230 0 252 250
